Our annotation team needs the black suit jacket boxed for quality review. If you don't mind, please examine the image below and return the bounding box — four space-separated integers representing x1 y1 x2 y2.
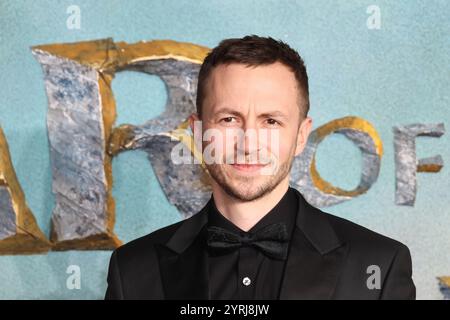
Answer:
105 189 415 299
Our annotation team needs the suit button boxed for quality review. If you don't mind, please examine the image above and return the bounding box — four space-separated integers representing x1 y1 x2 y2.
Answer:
242 277 251 286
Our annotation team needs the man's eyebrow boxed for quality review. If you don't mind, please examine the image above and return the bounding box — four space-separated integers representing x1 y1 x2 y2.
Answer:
213 108 289 119
213 107 244 117
258 111 289 120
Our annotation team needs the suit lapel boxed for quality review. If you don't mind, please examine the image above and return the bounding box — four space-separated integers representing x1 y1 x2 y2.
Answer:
156 202 210 300
279 189 348 299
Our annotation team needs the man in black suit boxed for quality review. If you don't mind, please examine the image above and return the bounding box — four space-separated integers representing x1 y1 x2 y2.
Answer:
105 35 415 300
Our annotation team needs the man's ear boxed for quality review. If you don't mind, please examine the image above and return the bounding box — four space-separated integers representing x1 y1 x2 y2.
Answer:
189 113 200 134
294 116 312 156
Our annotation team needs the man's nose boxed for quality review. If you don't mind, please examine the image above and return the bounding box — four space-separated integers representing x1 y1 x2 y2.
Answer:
238 118 260 155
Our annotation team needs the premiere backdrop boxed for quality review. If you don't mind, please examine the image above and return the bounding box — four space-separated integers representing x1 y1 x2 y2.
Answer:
0 0 449 299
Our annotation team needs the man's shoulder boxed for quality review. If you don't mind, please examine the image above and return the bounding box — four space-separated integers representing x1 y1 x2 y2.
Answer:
105 216 196 299
309 206 415 300
314 206 410 255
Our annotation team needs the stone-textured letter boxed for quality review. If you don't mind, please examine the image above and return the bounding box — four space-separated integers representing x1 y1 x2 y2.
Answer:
0 127 51 254
393 123 445 206
32 38 211 250
290 116 383 207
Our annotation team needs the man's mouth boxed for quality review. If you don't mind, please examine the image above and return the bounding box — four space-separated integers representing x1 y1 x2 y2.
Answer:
230 163 268 172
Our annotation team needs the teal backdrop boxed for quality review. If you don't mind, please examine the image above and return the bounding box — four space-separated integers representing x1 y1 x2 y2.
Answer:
0 0 448 299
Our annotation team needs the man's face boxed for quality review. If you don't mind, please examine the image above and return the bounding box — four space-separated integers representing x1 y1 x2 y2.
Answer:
191 62 312 201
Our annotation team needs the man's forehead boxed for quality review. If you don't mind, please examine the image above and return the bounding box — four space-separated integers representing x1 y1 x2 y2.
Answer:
207 64 298 99
209 61 295 80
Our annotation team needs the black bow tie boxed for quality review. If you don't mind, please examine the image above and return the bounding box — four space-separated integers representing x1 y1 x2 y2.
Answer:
206 222 289 260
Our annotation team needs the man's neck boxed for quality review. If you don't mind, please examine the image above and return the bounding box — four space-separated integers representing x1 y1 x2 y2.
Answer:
211 178 290 232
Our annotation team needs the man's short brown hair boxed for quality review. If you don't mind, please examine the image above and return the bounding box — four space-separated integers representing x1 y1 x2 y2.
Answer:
196 35 309 120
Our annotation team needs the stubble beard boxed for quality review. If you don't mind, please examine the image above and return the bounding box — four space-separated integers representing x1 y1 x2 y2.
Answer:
205 155 294 202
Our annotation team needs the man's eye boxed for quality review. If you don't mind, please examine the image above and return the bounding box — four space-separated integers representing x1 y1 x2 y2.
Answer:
266 118 279 125
222 117 236 123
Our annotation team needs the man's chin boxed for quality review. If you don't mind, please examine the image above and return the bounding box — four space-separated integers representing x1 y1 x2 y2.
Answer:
207 164 281 201
218 179 274 202
224 188 266 202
